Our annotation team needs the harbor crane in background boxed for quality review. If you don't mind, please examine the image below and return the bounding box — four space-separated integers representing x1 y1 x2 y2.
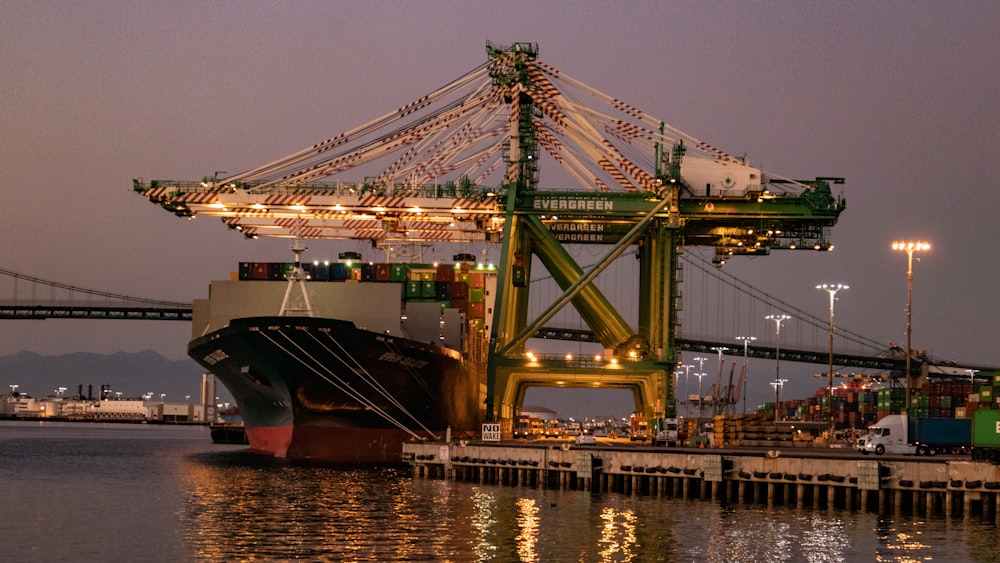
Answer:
133 42 845 427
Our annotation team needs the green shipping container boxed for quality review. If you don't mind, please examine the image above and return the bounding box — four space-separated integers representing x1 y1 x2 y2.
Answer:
406 281 422 300
421 280 436 299
973 409 1000 448
469 287 485 303
391 264 409 282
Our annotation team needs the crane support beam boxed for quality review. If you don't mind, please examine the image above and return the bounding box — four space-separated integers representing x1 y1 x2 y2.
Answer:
499 195 670 357
520 214 634 349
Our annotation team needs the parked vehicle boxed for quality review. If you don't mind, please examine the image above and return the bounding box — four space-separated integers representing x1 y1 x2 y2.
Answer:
857 414 971 456
653 418 679 447
575 432 597 446
512 416 537 439
629 414 649 442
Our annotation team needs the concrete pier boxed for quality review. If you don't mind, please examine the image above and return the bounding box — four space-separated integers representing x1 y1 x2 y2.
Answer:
403 442 1000 520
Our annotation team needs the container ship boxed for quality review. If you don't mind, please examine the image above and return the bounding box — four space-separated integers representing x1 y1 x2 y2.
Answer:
188 248 494 463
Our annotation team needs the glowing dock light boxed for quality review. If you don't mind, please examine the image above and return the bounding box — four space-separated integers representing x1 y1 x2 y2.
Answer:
892 240 931 407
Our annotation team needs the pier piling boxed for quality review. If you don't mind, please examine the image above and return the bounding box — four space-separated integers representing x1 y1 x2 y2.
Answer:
404 442 1000 521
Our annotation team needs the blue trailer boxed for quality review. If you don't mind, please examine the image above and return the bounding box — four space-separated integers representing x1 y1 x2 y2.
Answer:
910 417 972 455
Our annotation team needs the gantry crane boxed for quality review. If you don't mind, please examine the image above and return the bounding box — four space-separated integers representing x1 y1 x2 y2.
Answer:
134 42 845 426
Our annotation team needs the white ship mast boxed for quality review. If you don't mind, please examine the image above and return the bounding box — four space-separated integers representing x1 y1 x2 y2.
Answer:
279 225 315 317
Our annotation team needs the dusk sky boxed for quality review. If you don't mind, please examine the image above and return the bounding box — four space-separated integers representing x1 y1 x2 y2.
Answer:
2 2 998 416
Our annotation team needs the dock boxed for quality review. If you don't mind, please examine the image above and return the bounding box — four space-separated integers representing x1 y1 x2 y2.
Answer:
403 441 1000 521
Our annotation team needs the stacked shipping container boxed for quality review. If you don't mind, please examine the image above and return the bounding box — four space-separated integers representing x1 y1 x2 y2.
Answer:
756 376 1000 432
237 260 492 323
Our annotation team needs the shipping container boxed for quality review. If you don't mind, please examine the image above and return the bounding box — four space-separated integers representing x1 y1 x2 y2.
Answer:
435 281 451 301
972 409 1000 462
421 280 436 299
239 262 254 280
469 272 486 289
449 280 468 299
449 298 466 311
469 287 485 303
469 301 486 318
282 262 312 279
314 261 331 281
330 262 349 280
252 262 269 280
436 263 455 282
973 409 1000 448
268 262 285 280
390 264 408 282
406 281 423 300
375 263 391 282
360 264 376 282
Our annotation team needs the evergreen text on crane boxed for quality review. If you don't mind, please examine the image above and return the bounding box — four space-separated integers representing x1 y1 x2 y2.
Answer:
533 197 614 211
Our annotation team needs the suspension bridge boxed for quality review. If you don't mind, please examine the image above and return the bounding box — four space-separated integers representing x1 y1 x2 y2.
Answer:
4 262 991 376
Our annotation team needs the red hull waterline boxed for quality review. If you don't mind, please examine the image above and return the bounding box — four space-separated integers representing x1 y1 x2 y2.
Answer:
245 425 422 464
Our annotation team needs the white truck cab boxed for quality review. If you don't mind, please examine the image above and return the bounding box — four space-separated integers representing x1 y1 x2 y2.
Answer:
858 414 912 455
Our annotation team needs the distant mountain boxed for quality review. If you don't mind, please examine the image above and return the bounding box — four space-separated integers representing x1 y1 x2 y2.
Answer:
0 350 231 403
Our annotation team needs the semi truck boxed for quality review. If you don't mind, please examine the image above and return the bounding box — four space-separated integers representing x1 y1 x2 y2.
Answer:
857 414 972 456
653 418 680 447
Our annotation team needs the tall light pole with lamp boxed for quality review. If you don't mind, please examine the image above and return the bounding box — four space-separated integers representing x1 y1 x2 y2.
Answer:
765 313 791 422
817 283 848 439
735 336 756 414
680 364 694 416
693 356 708 418
892 241 930 409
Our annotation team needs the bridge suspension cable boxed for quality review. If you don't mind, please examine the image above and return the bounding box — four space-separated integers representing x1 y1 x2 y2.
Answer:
0 268 189 308
677 252 887 354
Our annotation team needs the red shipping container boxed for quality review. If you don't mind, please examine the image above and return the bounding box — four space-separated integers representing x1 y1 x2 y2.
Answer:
375 263 391 282
469 272 485 288
252 262 269 280
469 301 485 318
436 264 455 282
450 280 468 299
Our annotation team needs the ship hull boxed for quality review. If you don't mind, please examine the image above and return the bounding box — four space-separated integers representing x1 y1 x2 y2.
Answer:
189 316 483 463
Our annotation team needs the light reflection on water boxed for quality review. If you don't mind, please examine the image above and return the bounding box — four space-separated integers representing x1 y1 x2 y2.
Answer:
178 450 1000 562
4 423 1000 562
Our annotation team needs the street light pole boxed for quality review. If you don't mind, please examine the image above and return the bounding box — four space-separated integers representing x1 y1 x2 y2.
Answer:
892 241 930 410
735 336 756 414
693 356 707 418
817 283 848 440
681 364 694 416
765 314 791 422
